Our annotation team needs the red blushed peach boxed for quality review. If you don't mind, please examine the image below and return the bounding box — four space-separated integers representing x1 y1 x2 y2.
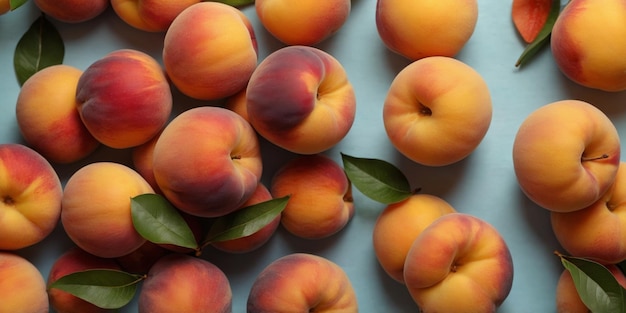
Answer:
138 254 232 313
76 49 172 149
556 265 626 313
211 183 281 253
0 252 49 313
48 247 122 313
163 2 258 100
247 45 356 155
110 0 200 32
61 162 153 258
0 144 63 250
16 64 100 164
247 253 358 312
116 240 170 275
152 106 263 218
34 0 109 23
255 0 351 45
270 154 354 239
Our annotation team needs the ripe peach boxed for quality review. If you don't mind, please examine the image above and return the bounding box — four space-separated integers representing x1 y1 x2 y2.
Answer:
61 162 153 258
376 0 478 60
138 254 232 313
372 194 456 283
16 64 100 164
255 0 351 45
131 130 162 194
116 240 170 275
270 154 354 239
223 88 249 122
247 253 358 312
34 0 109 23
383 56 492 166
76 49 172 149
0 143 63 250
247 45 356 154
550 0 626 92
556 265 626 313
0 252 49 313
513 100 621 213
0 0 9 14
48 247 122 313
163 2 258 100
404 213 514 312
110 0 201 32
152 106 263 218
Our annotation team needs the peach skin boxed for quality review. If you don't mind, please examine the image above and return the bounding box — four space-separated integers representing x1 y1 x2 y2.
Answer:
513 100 621 213
247 253 358 312
0 0 9 14
0 252 49 313
246 45 356 154
0 143 63 250
131 130 162 194
111 0 200 32
34 0 109 23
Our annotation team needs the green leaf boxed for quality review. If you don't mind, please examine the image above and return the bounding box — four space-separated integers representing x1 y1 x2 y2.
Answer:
48 269 144 309
515 0 561 68
131 193 198 249
340 153 412 204
206 0 255 7
559 253 626 312
9 0 29 10
203 196 289 244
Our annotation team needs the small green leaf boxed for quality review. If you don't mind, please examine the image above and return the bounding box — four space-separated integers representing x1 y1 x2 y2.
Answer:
340 153 412 204
131 193 198 249
48 269 144 309
515 0 561 68
203 196 289 244
14 14 64 86
9 0 29 10
206 0 255 7
559 253 626 313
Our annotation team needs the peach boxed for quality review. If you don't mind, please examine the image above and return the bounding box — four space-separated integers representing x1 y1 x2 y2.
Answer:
61 162 153 258
0 143 63 250
16 64 100 164
270 154 354 239
163 2 258 100
116 240 170 275
403 213 514 312
47 247 122 313
152 106 263 218
513 100 621 213
34 0 109 23
247 45 356 154
556 265 626 313
0 252 49 313
376 0 478 60
383 56 492 166
131 130 162 194
255 0 351 45
223 88 249 122
0 0 9 14
247 253 358 312
76 49 172 149
211 182 280 253
110 0 201 32
551 162 626 264
372 194 456 283
138 253 232 313
550 0 626 92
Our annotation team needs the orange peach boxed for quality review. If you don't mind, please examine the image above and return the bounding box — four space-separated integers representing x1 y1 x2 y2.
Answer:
246 45 356 154
556 265 626 313
255 0 351 45
76 49 172 149
163 2 258 100
152 106 263 218
223 88 249 122
270 154 354 239
372 194 456 283
110 0 201 32
131 130 162 194
16 64 100 164
138 254 232 313
0 252 49 313
34 0 109 23
61 162 153 258
247 253 358 312
0 143 63 250
0 0 9 14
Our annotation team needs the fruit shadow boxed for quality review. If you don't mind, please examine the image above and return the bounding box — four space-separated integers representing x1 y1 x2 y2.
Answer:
556 73 626 117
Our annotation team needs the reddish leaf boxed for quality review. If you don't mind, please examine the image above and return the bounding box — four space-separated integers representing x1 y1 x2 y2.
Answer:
512 0 553 43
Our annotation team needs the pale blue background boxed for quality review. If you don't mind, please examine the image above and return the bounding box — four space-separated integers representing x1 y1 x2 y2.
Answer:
2 1 626 312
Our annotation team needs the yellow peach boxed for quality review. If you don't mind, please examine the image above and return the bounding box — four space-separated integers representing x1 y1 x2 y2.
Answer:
110 0 200 32
0 252 49 313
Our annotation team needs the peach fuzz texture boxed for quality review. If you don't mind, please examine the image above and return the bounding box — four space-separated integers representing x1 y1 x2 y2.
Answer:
0 252 49 313
247 253 358 312
376 0 478 60
76 49 172 149
550 0 626 92
270 154 354 239
16 64 100 164
0 143 63 250
512 100 621 213
255 0 351 45
152 106 263 218
138 254 232 313
247 45 356 155
34 0 109 23
61 162 153 258
383 56 492 166
163 2 258 100
110 0 201 32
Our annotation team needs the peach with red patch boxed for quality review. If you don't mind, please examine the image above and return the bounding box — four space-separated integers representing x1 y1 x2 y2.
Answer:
111 0 201 32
